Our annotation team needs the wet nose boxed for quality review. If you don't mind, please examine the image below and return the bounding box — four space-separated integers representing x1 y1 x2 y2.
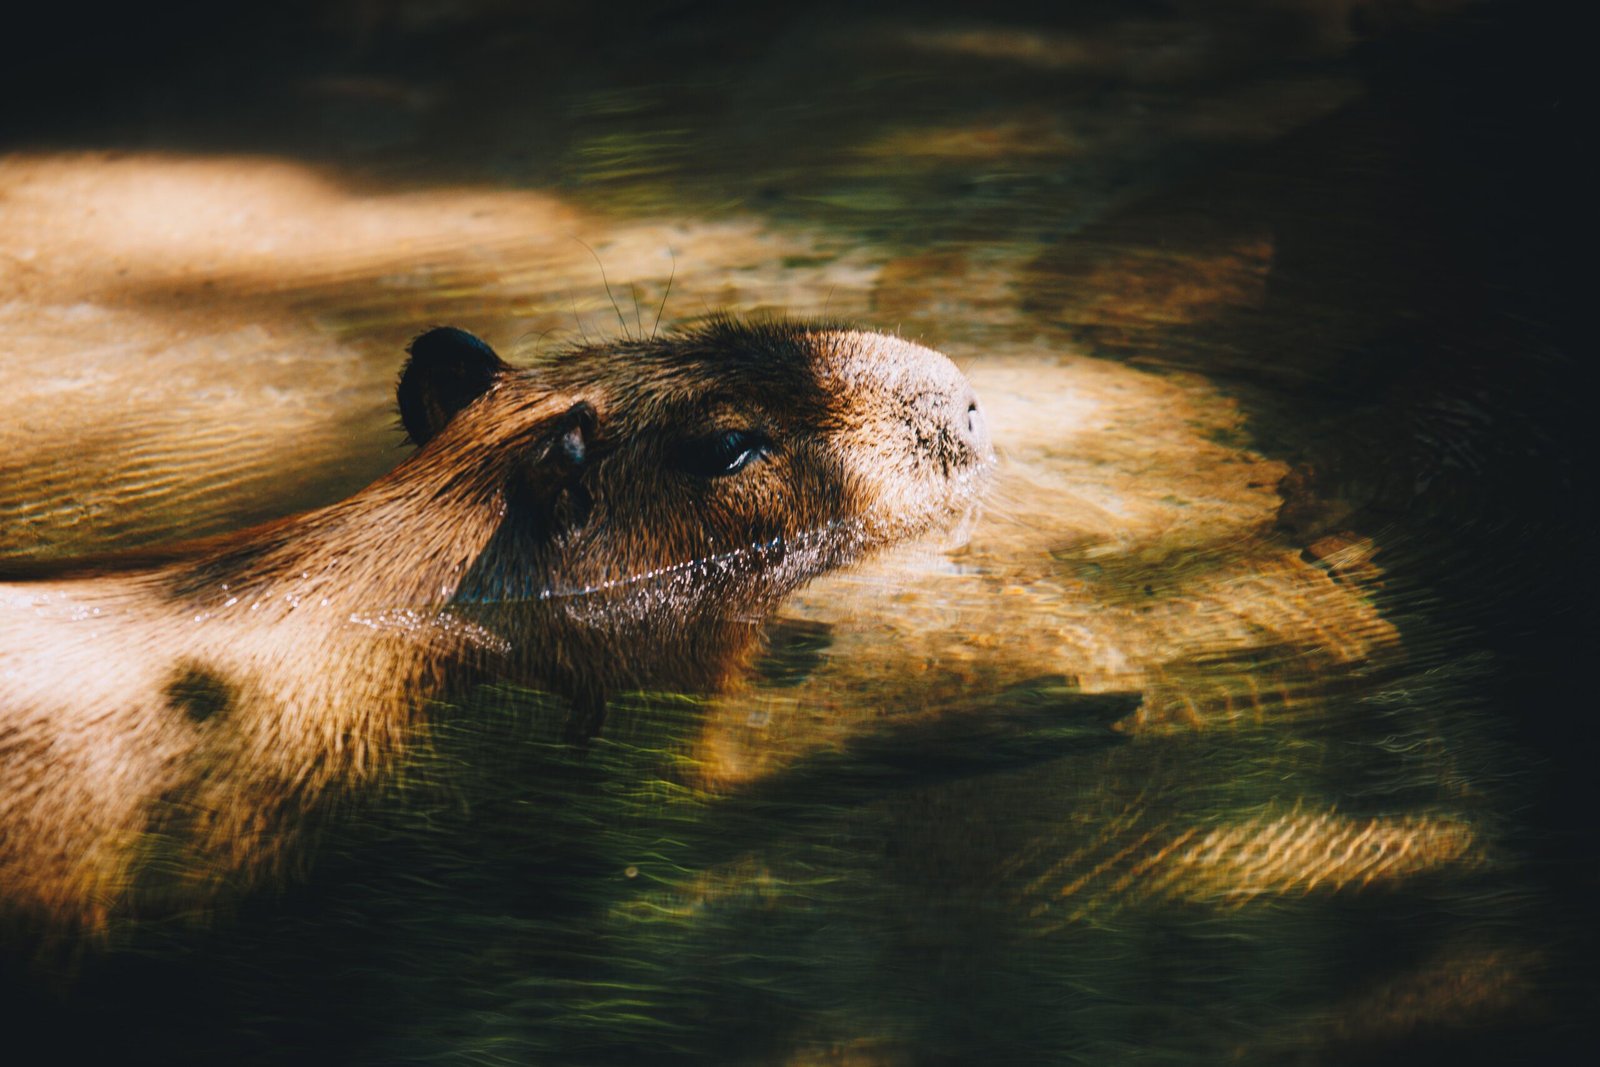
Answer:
952 384 994 464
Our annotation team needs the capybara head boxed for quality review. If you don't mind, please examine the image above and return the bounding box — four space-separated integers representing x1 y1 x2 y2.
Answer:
398 318 994 691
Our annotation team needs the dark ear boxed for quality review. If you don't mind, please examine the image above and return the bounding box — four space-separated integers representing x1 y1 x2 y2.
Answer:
454 399 602 607
545 400 597 472
528 401 599 532
398 327 512 446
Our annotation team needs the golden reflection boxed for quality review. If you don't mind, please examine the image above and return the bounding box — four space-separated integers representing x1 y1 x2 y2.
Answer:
894 3 1476 77
692 345 1402 785
1246 941 1546 1057
1046 233 1275 330
855 114 1078 163
0 152 580 300
1023 807 1482 928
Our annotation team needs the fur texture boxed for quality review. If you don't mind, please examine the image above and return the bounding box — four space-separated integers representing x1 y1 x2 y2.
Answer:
0 318 993 932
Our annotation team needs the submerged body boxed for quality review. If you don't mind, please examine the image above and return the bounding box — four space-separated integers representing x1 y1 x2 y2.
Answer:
0 319 992 932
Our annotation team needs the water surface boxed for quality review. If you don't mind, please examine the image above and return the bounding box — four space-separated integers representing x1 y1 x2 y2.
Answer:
0 2 1584 1063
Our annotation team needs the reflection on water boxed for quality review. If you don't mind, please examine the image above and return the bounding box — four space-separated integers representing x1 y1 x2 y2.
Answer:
0 1 1584 1063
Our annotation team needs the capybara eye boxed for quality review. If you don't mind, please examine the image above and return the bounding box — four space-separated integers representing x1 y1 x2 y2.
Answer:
677 429 772 478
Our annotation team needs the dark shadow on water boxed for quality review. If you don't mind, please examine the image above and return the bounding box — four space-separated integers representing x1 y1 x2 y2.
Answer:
1025 2 1583 814
1017 10 1588 1055
2 679 1134 1065
6 653 1578 1063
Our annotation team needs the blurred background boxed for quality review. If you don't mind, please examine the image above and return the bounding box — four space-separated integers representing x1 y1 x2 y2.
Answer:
0 1 1586 1063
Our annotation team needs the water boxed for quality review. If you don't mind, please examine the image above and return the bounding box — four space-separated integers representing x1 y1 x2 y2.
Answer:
0 2 1585 1063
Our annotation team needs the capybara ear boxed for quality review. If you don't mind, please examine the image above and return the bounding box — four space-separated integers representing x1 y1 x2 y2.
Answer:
531 401 598 533
546 400 596 473
398 327 512 446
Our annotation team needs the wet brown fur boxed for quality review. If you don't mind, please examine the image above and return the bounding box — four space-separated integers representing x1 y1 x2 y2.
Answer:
0 318 992 933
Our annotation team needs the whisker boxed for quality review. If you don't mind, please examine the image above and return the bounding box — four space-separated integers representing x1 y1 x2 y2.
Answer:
566 290 592 345
509 326 558 359
652 250 676 340
573 236 631 338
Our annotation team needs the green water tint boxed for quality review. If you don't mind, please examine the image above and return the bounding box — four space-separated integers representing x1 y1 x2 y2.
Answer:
292 682 1134 1062
40 660 1515 1066
1 2 1583 1062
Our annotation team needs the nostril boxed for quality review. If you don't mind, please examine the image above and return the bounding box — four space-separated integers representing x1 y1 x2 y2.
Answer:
948 391 992 467
964 399 988 448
